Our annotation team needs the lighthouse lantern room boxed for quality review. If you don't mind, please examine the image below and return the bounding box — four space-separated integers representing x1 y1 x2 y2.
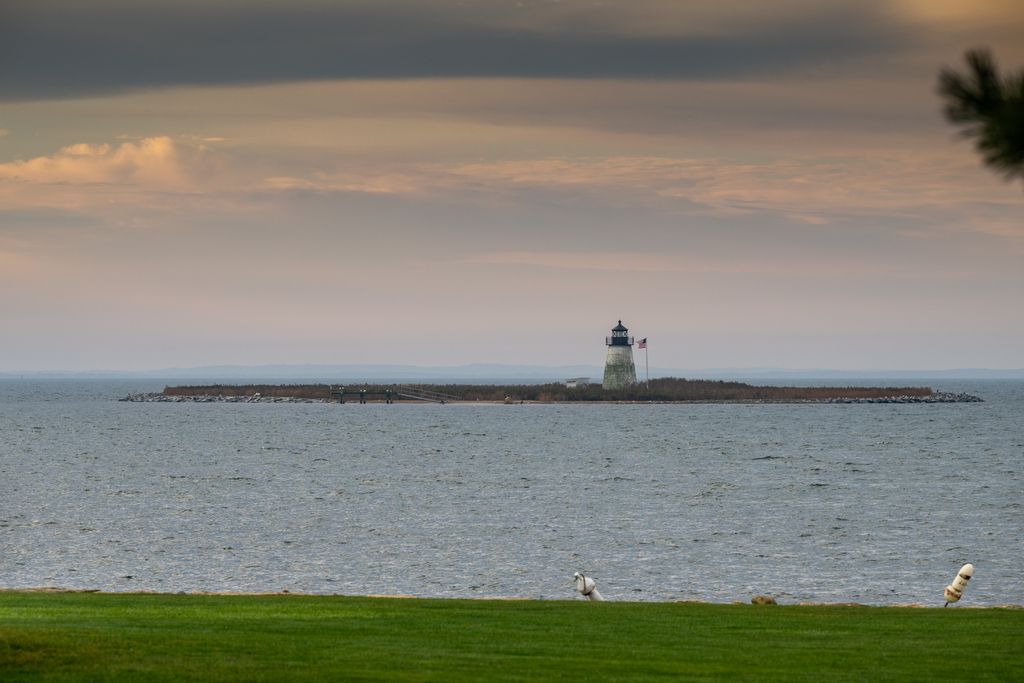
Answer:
602 320 637 389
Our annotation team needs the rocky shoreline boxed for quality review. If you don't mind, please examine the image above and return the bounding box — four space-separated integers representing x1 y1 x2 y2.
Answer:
824 392 982 404
121 392 328 403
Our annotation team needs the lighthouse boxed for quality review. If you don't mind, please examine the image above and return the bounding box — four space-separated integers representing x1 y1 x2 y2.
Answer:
602 320 636 389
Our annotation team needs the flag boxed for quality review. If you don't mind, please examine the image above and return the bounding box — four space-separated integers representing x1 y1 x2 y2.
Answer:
637 338 647 349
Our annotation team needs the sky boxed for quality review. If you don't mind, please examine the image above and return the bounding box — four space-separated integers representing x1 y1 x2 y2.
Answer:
1 0 1022 372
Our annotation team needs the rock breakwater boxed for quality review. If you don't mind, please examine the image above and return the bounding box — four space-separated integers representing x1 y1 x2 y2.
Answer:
825 392 983 404
120 393 327 404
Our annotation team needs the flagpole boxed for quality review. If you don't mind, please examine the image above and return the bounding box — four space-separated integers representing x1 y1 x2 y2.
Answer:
645 343 649 388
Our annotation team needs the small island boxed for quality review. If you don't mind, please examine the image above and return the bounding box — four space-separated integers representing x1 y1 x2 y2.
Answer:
121 378 982 404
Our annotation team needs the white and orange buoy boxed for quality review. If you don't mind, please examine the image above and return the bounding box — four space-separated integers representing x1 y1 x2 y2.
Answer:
944 564 974 606
573 572 605 601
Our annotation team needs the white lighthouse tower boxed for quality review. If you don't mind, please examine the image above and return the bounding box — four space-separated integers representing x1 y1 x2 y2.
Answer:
602 320 636 389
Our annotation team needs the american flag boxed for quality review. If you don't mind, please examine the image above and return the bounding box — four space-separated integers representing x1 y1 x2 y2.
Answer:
637 338 647 349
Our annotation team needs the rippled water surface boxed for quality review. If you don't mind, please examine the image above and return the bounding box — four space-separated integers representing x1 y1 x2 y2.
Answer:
2 379 1021 605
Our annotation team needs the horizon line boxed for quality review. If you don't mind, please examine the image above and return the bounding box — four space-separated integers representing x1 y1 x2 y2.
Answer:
2 363 1023 378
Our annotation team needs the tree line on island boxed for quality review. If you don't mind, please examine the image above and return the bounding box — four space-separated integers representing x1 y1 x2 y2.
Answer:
163 379 933 403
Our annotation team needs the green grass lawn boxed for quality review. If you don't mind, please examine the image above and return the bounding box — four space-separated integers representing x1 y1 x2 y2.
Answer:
1 593 1021 681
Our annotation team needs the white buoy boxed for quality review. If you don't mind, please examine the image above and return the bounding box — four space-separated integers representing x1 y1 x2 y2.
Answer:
944 563 974 606
573 572 605 601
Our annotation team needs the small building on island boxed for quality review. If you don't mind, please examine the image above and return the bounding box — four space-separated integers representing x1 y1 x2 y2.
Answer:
602 320 637 390
565 377 591 389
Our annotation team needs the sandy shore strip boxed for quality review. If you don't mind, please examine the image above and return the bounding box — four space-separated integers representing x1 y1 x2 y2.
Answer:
3 587 1021 608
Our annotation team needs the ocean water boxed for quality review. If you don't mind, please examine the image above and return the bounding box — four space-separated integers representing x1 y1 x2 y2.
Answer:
1 378 1021 606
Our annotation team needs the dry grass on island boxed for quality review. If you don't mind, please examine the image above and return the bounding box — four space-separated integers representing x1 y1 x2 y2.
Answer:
159 378 941 403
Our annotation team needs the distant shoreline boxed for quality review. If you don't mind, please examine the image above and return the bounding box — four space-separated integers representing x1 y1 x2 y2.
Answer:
6 365 1024 381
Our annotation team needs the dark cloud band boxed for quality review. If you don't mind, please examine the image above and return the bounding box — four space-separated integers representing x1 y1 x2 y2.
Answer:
0 1 904 101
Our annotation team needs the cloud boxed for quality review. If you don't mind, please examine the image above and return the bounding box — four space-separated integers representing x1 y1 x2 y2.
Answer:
0 0 914 101
461 249 811 276
249 149 1023 245
262 172 426 196
0 136 187 186
436 154 1024 229
0 136 235 215
465 250 685 273
460 246 986 279
0 247 37 275
445 157 705 189
0 208 104 235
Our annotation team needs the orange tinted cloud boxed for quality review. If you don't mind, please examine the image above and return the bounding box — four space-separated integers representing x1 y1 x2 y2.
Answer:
0 136 189 186
0 136 242 216
262 172 427 196
440 154 1024 234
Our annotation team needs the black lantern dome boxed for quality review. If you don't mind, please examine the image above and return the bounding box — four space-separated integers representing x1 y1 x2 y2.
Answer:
606 320 634 347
